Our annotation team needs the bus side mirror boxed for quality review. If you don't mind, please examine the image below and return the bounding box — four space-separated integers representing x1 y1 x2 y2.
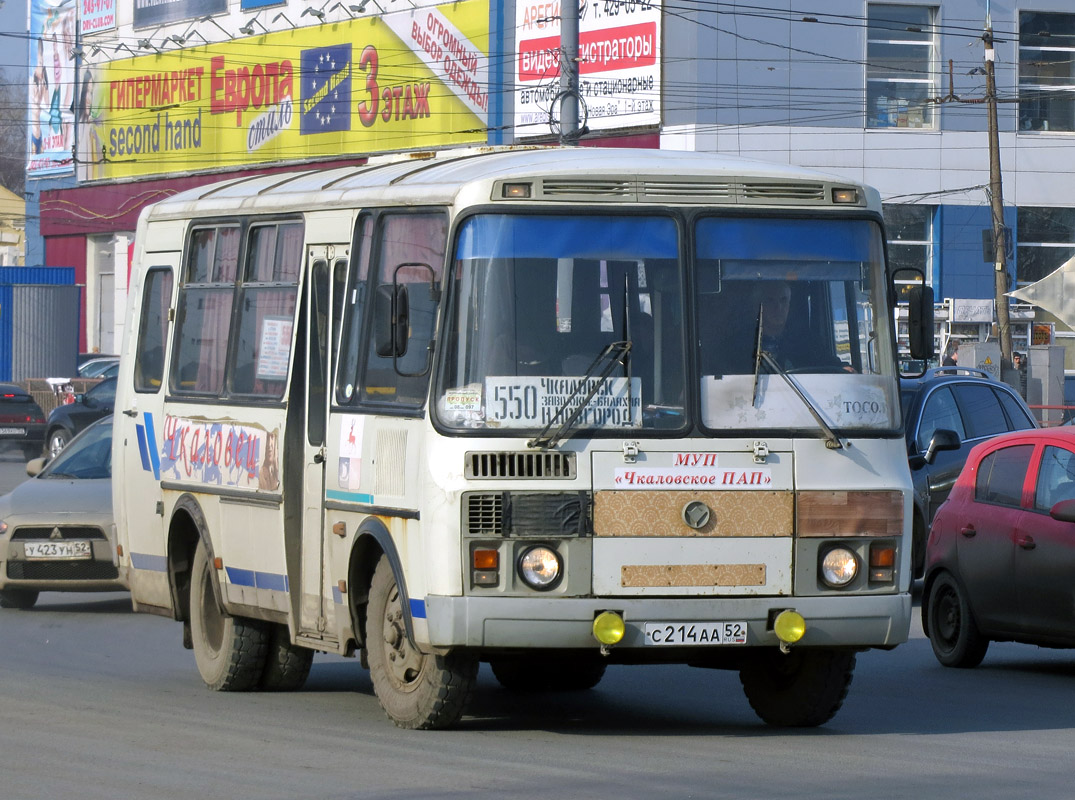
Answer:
375 284 409 358
906 284 935 361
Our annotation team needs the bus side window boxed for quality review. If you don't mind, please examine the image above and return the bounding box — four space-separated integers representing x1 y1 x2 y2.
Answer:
230 222 304 398
360 212 447 407
133 267 174 393
171 226 240 395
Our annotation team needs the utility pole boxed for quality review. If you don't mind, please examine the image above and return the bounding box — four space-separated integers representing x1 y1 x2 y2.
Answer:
558 0 580 143
984 14 1013 365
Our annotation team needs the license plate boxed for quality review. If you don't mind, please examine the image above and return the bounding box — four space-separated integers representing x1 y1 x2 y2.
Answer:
644 621 748 646
24 541 92 560
0 427 25 435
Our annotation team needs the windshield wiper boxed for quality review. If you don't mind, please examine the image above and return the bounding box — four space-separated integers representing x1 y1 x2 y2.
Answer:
528 340 632 450
752 321 843 450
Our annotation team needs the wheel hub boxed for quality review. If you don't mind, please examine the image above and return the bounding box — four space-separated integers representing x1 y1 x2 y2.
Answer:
381 584 424 687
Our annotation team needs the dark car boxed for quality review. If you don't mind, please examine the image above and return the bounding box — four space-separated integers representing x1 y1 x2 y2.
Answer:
77 357 120 378
45 377 116 458
901 366 1036 578
0 384 47 460
922 428 1075 667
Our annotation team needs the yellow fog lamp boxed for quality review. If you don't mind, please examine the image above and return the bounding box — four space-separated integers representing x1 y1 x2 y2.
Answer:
773 610 806 648
832 187 859 204
502 182 532 199
592 611 626 648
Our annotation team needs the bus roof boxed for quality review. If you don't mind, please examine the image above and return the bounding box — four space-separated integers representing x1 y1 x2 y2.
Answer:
143 146 879 221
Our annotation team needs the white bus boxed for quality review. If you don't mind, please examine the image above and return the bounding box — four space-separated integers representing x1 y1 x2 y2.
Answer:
113 147 934 729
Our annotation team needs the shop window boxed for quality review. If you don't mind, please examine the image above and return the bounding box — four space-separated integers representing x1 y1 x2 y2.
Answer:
1016 207 1075 286
884 204 934 286
867 4 937 129
1019 11 1075 132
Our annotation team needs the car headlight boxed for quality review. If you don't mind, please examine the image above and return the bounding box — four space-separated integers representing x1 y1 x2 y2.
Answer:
820 546 858 588
0 520 7 535
517 545 562 591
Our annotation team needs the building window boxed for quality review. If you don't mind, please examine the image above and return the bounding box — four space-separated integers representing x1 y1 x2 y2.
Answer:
884 204 934 285
867 4 937 129
1017 207 1075 286
1019 11 1075 132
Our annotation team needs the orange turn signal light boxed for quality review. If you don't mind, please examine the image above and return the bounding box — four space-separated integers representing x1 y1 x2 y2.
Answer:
869 545 896 568
473 549 499 570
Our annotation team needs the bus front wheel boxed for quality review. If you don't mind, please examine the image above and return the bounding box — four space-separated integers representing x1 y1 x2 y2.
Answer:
189 541 269 691
366 556 477 729
739 647 856 727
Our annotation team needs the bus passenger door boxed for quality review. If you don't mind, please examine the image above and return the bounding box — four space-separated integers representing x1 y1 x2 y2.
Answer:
116 260 177 610
296 252 337 639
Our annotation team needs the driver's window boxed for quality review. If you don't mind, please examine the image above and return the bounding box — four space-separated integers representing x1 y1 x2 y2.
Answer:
359 212 447 408
1035 446 1075 512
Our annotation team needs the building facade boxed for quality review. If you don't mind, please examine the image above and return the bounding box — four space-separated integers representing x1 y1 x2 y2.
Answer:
25 0 1075 358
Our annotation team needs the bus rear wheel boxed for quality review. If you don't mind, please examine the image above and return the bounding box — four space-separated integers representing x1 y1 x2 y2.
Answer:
260 624 314 691
366 556 477 729
739 647 856 727
189 541 269 691
490 654 607 691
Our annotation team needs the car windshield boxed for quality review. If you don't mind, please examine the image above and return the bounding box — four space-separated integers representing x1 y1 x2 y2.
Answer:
40 419 112 480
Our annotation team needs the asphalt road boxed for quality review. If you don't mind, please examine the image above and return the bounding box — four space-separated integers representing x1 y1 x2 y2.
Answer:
2 452 1074 799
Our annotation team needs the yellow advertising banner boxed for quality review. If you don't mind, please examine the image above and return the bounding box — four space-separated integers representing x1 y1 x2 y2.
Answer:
79 0 489 181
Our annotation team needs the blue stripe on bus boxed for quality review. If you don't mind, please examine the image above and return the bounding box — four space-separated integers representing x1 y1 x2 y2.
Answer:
143 412 161 480
332 586 343 605
409 598 426 619
225 567 256 587
325 489 375 504
255 572 288 592
131 552 168 572
135 424 151 471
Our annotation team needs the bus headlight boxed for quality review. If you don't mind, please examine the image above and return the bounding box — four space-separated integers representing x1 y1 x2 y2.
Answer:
517 545 562 591
820 547 858 588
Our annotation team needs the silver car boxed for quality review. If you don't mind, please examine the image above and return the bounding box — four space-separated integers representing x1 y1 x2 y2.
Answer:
0 418 125 609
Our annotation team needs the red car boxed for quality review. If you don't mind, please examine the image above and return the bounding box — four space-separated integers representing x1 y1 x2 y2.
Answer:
922 428 1075 667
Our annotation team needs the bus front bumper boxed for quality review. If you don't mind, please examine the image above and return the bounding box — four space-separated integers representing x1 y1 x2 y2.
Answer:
421 592 911 651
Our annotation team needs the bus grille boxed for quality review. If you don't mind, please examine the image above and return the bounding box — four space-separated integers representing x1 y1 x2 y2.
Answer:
465 451 575 480
741 181 825 200
466 493 504 535
464 492 592 537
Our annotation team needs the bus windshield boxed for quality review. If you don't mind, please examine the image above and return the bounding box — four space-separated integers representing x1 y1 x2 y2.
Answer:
438 213 686 433
436 212 899 436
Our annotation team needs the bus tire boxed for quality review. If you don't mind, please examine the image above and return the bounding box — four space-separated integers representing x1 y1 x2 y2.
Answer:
260 624 314 691
490 655 607 691
739 648 856 727
0 588 39 610
189 541 268 692
366 556 477 729
926 571 988 668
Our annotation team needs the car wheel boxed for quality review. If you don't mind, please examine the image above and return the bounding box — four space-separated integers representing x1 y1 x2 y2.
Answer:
739 648 856 727
0 588 39 610
366 555 477 729
926 571 988 668
47 428 70 459
490 654 607 691
189 540 269 691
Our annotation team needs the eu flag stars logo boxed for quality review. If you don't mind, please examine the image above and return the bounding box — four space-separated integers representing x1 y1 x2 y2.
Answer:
300 44 352 135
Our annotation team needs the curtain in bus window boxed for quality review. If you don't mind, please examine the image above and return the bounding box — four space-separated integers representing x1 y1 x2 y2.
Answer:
134 268 173 392
172 288 233 394
360 213 447 406
231 222 304 398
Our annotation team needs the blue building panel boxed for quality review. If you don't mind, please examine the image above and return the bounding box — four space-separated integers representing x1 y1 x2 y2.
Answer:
938 205 1017 301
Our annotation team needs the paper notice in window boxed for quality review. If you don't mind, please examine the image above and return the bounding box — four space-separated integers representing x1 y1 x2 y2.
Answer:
257 316 293 380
